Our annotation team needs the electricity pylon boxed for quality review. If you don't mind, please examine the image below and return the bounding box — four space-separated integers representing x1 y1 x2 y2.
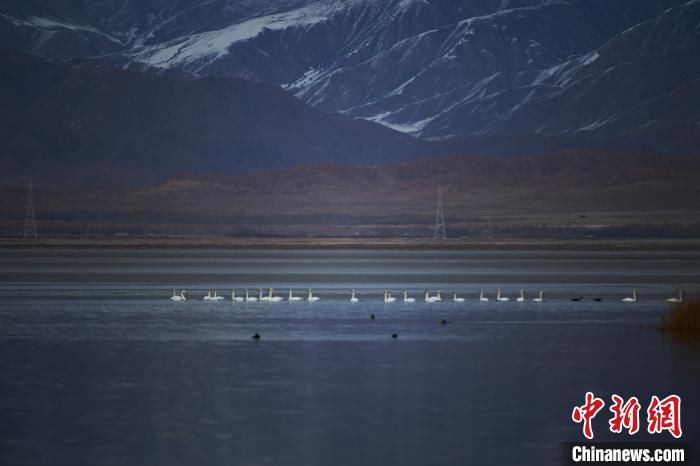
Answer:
433 186 446 240
23 178 38 239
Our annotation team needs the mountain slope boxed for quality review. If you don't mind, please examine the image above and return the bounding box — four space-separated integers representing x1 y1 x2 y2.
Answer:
414 0 700 152
0 47 438 187
116 0 699 154
1 0 698 154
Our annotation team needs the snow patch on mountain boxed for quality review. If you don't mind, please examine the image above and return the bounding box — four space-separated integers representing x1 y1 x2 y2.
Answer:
1 14 125 44
367 111 436 135
532 50 600 88
284 66 327 90
581 51 600 66
398 0 430 8
577 114 620 132
132 1 358 70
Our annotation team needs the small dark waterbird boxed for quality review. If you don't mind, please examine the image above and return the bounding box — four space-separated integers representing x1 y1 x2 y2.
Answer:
252 332 261 340
571 296 584 302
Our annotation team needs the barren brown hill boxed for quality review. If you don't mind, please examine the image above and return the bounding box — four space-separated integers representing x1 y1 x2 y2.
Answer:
2 151 699 238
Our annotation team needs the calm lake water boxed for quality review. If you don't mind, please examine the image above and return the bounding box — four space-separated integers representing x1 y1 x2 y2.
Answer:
1 249 698 466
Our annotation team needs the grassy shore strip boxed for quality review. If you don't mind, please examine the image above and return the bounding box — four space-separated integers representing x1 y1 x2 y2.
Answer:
2 237 700 251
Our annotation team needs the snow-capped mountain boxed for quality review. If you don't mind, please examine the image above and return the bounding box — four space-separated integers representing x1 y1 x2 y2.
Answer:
1 0 698 154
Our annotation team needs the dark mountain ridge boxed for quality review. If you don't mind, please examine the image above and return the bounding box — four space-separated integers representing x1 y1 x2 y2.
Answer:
0 47 440 187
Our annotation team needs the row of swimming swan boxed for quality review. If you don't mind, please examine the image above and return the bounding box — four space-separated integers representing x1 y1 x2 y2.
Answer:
621 288 682 303
172 288 686 303
419 289 543 303
171 288 319 302
169 288 541 302
231 288 319 302
375 289 541 303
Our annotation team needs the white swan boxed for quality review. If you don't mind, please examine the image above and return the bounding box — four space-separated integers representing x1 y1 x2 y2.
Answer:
384 289 397 303
622 289 637 303
452 292 465 302
267 288 283 302
231 290 244 302
211 289 224 301
403 291 415 303
479 289 489 302
258 288 271 302
203 289 213 301
244 288 257 302
436 290 442 302
666 289 683 303
170 289 187 302
288 288 303 301
532 291 544 302
496 288 510 302
424 289 440 303
350 289 359 303
307 288 320 302
516 289 525 302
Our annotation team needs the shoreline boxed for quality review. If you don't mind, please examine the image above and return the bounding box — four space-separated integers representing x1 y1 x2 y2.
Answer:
2 237 700 251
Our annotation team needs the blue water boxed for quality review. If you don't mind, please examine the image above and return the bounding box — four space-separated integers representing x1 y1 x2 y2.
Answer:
0 249 698 465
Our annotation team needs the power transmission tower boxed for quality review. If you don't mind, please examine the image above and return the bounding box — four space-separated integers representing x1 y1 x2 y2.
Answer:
23 178 38 239
433 186 446 240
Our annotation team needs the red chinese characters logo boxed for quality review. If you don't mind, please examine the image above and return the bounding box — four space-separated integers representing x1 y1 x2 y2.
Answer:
609 394 641 435
572 393 682 439
572 392 605 439
647 395 682 439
